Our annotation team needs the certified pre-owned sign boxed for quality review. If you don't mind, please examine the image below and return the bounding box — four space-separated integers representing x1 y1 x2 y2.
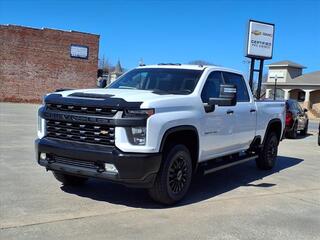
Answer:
246 20 275 59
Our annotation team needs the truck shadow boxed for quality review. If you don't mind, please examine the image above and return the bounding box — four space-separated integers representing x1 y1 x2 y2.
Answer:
61 155 303 208
284 133 313 140
296 133 313 139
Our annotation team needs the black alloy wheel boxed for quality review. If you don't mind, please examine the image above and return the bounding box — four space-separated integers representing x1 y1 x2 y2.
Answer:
168 154 188 194
148 144 192 205
266 135 278 165
256 132 279 170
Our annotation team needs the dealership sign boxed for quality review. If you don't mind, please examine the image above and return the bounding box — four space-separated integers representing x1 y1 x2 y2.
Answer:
70 45 89 59
246 20 275 59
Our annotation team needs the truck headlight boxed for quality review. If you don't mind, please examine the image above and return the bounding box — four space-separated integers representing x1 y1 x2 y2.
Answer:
37 116 46 139
129 127 146 145
124 109 154 118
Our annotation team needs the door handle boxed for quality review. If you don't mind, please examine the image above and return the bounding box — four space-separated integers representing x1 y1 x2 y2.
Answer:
226 110 234 115
250 109 256 113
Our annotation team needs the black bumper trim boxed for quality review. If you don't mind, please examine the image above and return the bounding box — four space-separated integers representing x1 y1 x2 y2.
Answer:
35 138 162 188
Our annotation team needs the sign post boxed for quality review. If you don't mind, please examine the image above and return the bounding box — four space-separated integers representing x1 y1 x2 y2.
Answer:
246 20 275 99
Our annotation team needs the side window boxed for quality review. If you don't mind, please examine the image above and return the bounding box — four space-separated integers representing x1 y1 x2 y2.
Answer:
222 72 250 102
201 71 224 103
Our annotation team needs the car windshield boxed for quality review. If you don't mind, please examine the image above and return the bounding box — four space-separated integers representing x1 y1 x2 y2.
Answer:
108 68 203 94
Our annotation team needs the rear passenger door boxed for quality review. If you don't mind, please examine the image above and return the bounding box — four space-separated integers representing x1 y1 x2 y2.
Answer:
222 72 256 150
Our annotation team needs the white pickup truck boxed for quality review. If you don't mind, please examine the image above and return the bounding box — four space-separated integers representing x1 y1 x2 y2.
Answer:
36 64 285 204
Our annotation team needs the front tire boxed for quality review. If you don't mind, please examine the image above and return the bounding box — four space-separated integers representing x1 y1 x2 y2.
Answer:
148 144 192 205
53 171 88 186
256 132 279 170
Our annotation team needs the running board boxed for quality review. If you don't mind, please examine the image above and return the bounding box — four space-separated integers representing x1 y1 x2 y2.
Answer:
204 155 258 175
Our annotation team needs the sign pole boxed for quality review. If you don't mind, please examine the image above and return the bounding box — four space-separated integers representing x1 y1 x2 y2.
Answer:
256 59 264 99
249 58 255 91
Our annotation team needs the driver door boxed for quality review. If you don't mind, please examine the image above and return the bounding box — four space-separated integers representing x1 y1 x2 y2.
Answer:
200 71 236 161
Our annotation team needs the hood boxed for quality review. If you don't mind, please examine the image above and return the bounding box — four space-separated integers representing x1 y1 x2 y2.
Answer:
48 88 192 109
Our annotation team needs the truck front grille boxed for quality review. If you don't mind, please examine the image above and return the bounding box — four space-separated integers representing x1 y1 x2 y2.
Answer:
47 103 117 116
46 120 115 145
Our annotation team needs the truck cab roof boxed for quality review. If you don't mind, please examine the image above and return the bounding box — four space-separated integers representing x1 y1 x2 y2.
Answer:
136 64 244 76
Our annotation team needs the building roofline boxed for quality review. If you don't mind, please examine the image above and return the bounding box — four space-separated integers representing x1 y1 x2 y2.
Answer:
0 24 100 37
263 82 320 86
268 64 306 69
267 60 306 69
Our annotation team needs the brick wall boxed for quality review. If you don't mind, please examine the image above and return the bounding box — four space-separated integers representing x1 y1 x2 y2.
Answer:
0 25 99 103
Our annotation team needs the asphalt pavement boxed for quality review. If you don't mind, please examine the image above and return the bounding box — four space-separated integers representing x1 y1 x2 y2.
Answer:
0 103 319 240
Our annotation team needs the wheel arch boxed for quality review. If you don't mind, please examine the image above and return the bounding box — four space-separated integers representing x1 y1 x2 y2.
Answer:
159 125 199 172
263 118 282 144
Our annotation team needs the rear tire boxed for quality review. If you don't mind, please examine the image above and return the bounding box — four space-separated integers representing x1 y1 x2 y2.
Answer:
53 171 88 186
256 132 279 170
286 123 297 139
148 144 192 205
300 121 308 136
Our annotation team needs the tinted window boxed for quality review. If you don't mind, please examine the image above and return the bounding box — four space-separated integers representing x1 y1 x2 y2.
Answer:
286 101 293 110
201 71 224 103
296 102 303 112
109 68 203 94
222 72 250 102
286 100 301 112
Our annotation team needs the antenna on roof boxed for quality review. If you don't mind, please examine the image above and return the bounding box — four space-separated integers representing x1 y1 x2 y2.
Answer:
139 58 145 66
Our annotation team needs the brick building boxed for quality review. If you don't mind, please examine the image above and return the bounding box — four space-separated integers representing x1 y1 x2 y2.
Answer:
0 25 99 103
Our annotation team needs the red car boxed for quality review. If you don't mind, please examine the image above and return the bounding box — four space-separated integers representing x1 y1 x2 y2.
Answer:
285 100 309 139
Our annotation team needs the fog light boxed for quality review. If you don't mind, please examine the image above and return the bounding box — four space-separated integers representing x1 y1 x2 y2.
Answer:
105 163 118 174
40 153 47 160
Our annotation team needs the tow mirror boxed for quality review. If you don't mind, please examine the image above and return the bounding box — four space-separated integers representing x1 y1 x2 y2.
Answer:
209 84 237 107
97 79 107 88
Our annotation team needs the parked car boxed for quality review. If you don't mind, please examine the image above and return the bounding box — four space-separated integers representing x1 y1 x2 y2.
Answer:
35 64 286 205
285 99 309 139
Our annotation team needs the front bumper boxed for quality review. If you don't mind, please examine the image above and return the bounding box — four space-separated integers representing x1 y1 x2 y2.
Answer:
35 138 162 188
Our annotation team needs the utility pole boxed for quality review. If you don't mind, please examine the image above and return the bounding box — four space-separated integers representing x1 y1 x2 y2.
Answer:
273 75 278 100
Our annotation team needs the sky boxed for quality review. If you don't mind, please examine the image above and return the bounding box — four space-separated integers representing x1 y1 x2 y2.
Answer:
1 0 319 76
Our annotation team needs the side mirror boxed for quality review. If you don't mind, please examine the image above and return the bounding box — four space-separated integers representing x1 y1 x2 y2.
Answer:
209 84 237 107
97 79 107 88
303 108 308 113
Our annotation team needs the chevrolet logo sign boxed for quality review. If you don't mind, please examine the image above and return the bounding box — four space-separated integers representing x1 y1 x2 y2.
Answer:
251 30 262 35
100 130 109 135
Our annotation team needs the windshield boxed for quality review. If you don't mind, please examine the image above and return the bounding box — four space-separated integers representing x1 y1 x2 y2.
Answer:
108 68 203 94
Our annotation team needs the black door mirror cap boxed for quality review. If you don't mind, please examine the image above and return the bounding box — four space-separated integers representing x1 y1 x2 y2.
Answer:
203 103 215 113
97 79 107 88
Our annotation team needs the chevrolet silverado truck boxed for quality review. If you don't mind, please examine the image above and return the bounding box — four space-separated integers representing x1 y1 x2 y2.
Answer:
36 64 285 205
